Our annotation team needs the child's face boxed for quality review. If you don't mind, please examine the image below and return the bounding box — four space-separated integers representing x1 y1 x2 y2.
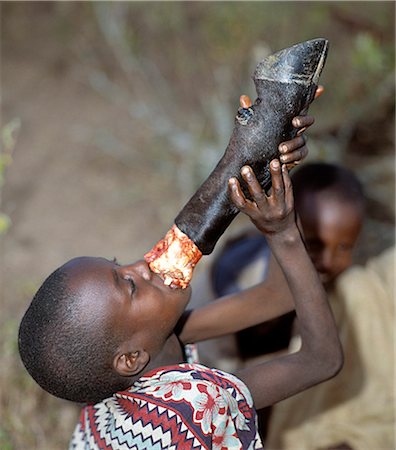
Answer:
297 191 363 287
64 256 191 356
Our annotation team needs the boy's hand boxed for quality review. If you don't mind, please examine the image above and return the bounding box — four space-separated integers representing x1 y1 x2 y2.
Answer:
279 84 324 169
228 160 295 235
278 114 313 169
240 85 323 170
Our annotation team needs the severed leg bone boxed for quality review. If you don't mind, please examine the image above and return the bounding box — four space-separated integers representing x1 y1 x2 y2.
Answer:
145 38 329 288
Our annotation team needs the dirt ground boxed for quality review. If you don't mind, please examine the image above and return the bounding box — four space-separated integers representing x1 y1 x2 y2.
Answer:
1 4 394 450
1 8 188 449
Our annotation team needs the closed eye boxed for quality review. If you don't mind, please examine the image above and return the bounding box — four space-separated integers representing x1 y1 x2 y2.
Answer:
125 276 136 296
111 258 135 296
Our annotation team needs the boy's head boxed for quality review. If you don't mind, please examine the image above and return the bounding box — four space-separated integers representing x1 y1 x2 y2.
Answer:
292 162 365 287
18 257 191 403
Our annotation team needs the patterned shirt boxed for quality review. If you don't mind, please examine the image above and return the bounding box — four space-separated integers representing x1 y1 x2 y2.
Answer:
70 363 263 449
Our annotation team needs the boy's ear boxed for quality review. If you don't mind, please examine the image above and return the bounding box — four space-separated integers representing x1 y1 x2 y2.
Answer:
113 350 149 377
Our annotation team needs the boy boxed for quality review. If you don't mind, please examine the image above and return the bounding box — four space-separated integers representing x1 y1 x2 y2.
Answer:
188 162 366 368
187 162 367 442
198 162 393 449
266 244 395 450
265 166 394 449
19 156 343 449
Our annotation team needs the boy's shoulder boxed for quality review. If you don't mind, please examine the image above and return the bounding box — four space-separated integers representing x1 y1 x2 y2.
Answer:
330 246 394 344
70 363 263 449
130 363 254 402
336 246 395 305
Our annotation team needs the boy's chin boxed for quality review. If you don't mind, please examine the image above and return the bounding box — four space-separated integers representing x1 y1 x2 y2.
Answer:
182 285 192 306
171 284 192 310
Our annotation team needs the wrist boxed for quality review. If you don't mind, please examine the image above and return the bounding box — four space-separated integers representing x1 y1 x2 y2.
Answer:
265 224 302 247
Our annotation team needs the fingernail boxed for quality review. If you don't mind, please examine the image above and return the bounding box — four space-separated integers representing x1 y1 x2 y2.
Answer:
280 154 287 162
279 144 288 153
272 160 280 169
293 118 301 127
241 166 251 176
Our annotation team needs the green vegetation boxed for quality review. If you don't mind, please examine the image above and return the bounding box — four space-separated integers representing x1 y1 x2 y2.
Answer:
0 118 20 234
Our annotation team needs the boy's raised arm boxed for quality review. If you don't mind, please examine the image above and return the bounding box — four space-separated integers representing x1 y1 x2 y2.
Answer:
177 113 315 345
228 160 343 409
178 254 293 344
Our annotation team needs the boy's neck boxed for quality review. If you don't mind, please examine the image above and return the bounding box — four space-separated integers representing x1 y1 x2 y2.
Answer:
131 334 185 384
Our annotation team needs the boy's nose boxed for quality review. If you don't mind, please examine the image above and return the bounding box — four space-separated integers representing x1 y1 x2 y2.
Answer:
316 248 336 274
134 260 153 280
121 260 152 281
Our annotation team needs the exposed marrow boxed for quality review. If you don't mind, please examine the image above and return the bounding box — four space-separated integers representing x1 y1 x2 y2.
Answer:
144 225 202 289
145 38 329 288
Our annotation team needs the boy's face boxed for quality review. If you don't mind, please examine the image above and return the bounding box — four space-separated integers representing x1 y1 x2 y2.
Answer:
64 257 191 356
297 191 363 287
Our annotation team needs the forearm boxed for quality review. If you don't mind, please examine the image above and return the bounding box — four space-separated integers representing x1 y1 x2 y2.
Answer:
225 161 342 408
267 224 342 369
235 224 343 409
178 267 294 344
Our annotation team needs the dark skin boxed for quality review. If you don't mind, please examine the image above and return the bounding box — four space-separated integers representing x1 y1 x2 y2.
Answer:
64 160 343 411
173 91 335 347
66 256 191 379
62 111 317 387
199 169 363 448
262 192 362 450
189 164 365 346
63 160 343 411
296 190 363 288
59 88 337 409
223 161 343 408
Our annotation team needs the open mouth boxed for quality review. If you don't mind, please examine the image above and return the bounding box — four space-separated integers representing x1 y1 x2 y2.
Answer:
144 225 202 289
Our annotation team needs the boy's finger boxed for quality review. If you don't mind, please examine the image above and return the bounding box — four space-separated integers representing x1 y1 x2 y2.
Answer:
228 177 247 209
269 159 284 199
240 166 266 203
280 145 308 166
282 164 294 208
292 115 315 130
279 135 306 154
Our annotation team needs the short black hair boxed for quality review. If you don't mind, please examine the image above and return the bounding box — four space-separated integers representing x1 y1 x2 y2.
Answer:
18 265 132 403
291 162 366 212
